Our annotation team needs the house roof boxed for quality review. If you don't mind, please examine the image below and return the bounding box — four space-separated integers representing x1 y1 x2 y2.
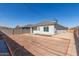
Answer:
34 20 57 26
24 20 57 27
18 20 68 29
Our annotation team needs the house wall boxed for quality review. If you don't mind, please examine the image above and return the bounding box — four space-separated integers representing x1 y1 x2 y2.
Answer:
33 25 56 35
32 27 37 33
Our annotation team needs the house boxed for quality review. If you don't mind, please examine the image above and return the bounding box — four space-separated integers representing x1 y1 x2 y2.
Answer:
21 20 68 35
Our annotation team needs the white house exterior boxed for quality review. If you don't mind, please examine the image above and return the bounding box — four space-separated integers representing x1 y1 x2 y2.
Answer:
25 20 68 35
19 20 68 35
33 25 56 35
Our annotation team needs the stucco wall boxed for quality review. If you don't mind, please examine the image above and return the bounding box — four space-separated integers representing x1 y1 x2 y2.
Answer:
33 24 68 35
33 25 56 35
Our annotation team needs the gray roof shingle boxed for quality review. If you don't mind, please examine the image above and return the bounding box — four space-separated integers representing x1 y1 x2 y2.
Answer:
35 20 57 26
25 20 57 27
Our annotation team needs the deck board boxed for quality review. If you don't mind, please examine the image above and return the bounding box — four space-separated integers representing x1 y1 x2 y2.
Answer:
8 33 71 56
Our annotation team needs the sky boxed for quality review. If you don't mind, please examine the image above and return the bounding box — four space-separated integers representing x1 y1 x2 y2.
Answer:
0 3 79 28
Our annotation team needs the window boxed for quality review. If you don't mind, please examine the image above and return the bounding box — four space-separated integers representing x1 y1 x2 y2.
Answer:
44 26 49 32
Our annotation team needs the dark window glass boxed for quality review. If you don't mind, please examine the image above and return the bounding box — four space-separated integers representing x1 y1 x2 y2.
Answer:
44 26 49 32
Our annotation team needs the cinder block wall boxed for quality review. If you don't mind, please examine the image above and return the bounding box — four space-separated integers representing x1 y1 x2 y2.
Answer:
13 28 30 34
0 27 31 35
0 28 13 35
13 28 23 34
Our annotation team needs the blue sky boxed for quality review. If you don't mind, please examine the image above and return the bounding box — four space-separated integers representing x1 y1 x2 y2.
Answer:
0 3 79 28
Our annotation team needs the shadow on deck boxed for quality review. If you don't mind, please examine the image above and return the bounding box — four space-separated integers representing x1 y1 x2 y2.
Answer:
0 31 34 56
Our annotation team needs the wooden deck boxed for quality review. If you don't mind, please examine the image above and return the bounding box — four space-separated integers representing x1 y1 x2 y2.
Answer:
7 32 75 56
